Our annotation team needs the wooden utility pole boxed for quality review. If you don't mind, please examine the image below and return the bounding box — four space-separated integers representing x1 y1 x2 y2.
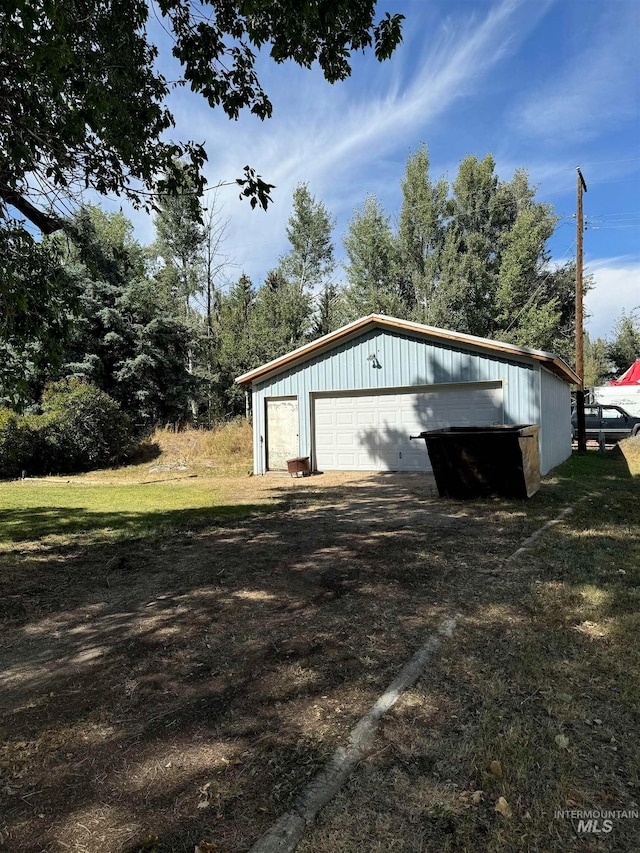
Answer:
575 166 588 453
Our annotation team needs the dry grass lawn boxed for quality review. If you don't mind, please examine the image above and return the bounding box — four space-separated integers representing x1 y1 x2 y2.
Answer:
300 453 640 853
0 427 638 852
619 434 640 477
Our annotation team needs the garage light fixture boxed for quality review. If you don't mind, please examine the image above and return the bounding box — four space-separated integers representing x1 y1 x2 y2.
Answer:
367 353 381 369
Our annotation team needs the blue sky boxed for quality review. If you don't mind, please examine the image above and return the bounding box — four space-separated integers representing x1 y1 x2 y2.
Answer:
116 0 640 341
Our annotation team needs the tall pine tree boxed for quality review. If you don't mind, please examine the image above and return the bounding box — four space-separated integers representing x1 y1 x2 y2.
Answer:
53 206 194 429
250 269 311 364
218 274 255 415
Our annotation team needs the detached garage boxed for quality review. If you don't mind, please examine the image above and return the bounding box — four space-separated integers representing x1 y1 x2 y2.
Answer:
236 315 578 477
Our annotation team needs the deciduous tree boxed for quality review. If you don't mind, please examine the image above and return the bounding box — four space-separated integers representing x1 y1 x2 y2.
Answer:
280 184 336 295
583 333 611 387
279 183 338 339
429 154 503 334
342 195 406 319
1 0 403 375
426 156 576 357
1 1 403 231
0 228 71 405
608 311 640 375
397 145 447 320
152 164 206 319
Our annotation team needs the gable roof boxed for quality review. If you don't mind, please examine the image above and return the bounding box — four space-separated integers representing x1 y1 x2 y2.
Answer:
235 314 580 386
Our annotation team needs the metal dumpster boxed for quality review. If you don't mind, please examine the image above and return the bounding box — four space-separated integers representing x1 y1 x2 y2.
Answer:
411 425 541 499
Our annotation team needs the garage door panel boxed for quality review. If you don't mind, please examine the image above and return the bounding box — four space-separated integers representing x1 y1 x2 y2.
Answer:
379 411 400 426
336 432 357 446
356 410 376 425
314 384 503 472
316 434 334 446
337 452 357 466
377 394 399 407
356 449 378 468
315 412 334 426
400 409 421 426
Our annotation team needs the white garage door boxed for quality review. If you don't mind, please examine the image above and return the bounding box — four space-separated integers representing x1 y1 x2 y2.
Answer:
313 383 503 472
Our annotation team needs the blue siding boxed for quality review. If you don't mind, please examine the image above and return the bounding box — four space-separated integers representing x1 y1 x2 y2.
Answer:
249 328 551 474
540 367 572 474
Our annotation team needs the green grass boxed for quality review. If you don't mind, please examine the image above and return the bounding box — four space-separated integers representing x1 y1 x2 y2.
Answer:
0 420 263 546
0 478 268 545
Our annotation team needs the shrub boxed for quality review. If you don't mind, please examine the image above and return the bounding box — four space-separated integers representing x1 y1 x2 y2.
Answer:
0 409 33 478
38 379 134 473
0 380 134 477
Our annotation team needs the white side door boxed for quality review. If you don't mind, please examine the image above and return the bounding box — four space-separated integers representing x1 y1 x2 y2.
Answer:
266 398 299 470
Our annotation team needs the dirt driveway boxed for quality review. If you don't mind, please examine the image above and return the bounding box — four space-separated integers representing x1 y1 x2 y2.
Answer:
0 472 552 852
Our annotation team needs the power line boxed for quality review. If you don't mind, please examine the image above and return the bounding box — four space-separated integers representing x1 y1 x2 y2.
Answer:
503 238 576 335
587 221 640 228
588 223 640 230
577 157 640 167
555 176 640 193
586 211 640 219
587 177 640 186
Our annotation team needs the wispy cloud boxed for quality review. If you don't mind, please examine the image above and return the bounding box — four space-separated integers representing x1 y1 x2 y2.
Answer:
512 4 640 145
163 0 553 285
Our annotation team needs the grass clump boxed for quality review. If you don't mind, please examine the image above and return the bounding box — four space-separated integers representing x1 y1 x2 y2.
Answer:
619 434 640 476
148 419 253 470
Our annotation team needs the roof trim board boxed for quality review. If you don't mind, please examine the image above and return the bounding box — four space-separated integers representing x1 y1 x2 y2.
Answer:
235 314 580 387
